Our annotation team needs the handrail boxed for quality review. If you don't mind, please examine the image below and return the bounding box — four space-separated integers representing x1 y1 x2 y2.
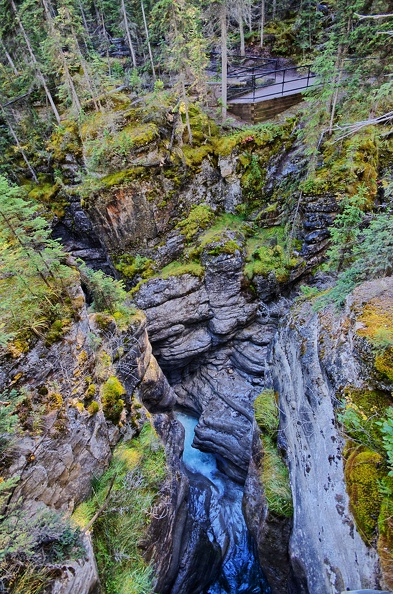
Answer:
229 74 317 103
227 63 315 102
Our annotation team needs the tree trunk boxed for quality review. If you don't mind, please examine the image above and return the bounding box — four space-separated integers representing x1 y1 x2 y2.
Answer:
221 3 227 121
121 0 137 69
260 0 265 47
66 9 101 111
239 8 245 56
1 107 38 183
181 76 193 146
272 0 277 19
11 0 61 124
1 38 18 75
41 0 82 115
141 0 156 79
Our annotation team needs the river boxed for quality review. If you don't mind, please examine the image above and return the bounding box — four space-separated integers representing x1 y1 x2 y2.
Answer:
176 411 271 594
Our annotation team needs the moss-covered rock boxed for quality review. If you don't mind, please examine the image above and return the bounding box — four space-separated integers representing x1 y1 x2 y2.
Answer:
176 203 215 241
101 375 125 424
357 297 393 384
344 446 384 543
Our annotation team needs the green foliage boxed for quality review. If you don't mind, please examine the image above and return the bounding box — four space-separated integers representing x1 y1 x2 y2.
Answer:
101 375 125 424
378 408 393 477
254 389 278 435
176 203 215 241
0 176 77 348
317 209 393 308
115 254 156 281
73 423 166 594
244 227 298 282
338 386 393 547
261 434 293 517
84 123 159 173
325 186 368 272
241 154 265 199
254 389 293 517
338 388 392 454
77 261 127 314
296 285 320 300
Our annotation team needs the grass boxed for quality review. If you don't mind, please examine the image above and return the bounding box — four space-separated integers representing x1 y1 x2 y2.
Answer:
254 389 278 435
254 389 293 517
261 434 293 517
72 423 166 594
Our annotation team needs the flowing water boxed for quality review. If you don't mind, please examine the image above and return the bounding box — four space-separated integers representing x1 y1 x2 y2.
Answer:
176 412 271 594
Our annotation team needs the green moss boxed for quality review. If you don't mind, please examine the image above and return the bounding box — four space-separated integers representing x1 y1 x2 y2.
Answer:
245 242 297 282
87 401 99 415
159 260 204 279
207 239 241 256
182 144 213 168
357 298 393 382
45 319 71 347
85 384 96 399
176 203 215 241
345 446 384 542
121 122 159 147
72 423 166 594
240 154 266 199
301 127 380 200
115 254 156 281
94 313 115 331
27 181 67 218
101 375 125 424
48 120 82 161
375 347 393 382
97 167 148 189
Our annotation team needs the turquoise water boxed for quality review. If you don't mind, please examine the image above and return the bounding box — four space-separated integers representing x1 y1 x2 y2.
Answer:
176 412 270 594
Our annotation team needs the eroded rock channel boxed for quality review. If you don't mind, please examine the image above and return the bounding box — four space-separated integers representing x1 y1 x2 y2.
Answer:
134 253 388 593
133 252 293 593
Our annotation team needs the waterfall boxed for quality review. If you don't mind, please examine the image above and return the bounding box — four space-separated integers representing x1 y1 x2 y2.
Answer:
176 412 271 594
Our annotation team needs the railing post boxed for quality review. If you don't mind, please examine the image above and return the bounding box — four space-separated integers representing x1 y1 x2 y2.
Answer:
307 65 310 88
282 68 285 96
252 72 256 103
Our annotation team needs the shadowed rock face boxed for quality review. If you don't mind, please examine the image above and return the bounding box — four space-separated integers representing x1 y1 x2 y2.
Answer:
134 259 294 592
134 253 274 483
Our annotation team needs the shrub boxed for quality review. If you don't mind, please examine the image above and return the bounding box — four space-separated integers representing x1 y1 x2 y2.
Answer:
101 376 125 424
72 423 166 594
77 261 127 314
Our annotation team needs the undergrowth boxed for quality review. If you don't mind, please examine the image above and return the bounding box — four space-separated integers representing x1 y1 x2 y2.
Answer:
254 389 293 517
72 422 167 594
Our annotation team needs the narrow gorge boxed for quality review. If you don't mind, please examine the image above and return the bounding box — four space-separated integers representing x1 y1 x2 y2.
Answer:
1 8 393 588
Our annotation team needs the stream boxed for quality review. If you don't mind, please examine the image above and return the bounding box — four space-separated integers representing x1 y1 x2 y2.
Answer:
176 412 271 594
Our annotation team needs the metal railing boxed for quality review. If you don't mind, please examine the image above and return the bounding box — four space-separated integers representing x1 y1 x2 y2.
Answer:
227 64 315 103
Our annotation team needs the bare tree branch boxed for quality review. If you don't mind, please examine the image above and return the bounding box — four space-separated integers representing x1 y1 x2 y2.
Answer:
355 12 393 19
